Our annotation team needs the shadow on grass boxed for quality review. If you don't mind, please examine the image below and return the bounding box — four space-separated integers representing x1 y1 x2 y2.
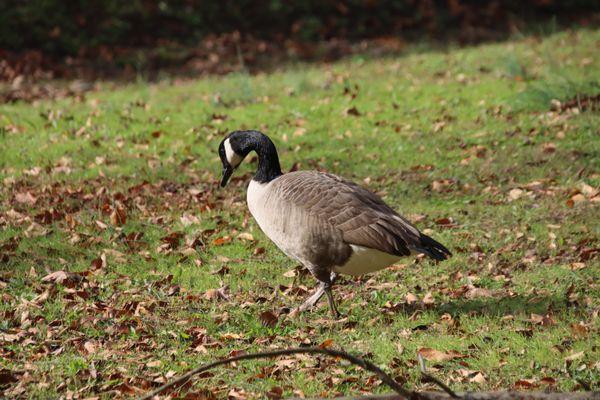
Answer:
377 293 579 318
437 294 571 317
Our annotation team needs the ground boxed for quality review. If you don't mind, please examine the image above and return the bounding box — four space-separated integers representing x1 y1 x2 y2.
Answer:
0 29 599 399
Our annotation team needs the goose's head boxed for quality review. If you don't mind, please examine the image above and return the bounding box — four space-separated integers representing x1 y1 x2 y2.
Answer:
218 130 282 187
218 131 247 187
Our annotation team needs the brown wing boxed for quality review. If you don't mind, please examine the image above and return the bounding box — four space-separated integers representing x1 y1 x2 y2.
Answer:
271 171 422 256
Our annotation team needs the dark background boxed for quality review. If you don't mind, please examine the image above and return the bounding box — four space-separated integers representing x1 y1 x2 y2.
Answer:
2 0 598 54
0 0 598 87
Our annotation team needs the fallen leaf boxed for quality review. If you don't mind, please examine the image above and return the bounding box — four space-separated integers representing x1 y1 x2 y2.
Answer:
570 322 589 337
418 348 466 362
266 386 283 400
110 207 126 226
405 292 418 304
15 192 37 206
212 236 232 246
565 351 584 362
542 142 556 153
0 369 18 385
237 232 254 241
41 270 80 285
508 188 523 201
422 292 435 305
345 106 361 116
540 377 557 385
83 341 96 354
470 372 486 384
147 360 162 368
514 379 538 389
259 311 278 328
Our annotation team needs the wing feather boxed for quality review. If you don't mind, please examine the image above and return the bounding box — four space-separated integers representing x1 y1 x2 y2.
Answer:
271 171 421 256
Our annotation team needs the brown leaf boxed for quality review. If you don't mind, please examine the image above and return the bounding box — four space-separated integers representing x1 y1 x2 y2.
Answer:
572 193 586 203
161 231 184 248
542 142 556 153
110 207 126 226
405 292 418 304
422 292 435 305
345 106 361 116
418 347 466 362
90 254 107 270
0 369 18 385
319 339 334 349
530 313 555 326
570 322 589 337
259 311 278 328
236 232 254 241
228 388 247 400
212 236 232 246
435 217 455 227
83 341 96 354
470 372 486 384
565 351 584 361
540 377 557 385
514 379 538 389
15 192 37 206
464 287 494 299
266 386 283 400
204 285 230 301
41 270 80 285
508 188 523 201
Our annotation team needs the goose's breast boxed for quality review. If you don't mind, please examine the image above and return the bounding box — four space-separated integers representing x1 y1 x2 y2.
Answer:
247 180 301 258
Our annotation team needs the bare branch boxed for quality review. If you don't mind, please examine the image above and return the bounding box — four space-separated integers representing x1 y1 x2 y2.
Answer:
418 353 460 398
299 393 598 400
137 347 415 400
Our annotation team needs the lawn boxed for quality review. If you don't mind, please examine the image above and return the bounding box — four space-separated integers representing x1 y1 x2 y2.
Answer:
1 29 599 399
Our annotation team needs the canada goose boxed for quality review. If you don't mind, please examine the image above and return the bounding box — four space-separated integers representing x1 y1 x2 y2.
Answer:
218 130 451 317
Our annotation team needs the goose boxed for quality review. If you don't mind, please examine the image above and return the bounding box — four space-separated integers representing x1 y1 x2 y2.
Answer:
218 130 451 317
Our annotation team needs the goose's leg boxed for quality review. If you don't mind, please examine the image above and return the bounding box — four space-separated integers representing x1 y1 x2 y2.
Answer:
324 283 341 318
296 283 326 312
290 272 338 315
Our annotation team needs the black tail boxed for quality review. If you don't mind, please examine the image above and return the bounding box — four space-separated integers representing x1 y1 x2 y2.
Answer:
417 234 452 261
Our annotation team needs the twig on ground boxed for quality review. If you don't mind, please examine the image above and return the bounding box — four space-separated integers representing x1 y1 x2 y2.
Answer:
138 347 415 400
418 353 460 399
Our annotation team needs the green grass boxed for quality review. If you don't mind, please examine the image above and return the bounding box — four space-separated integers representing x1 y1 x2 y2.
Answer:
1 29 599 398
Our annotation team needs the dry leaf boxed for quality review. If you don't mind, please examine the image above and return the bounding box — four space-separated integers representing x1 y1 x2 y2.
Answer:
15 192 37 206
83 341 96 354
508 188 523 201
418 347 466 362
237 232 254 241
259 311 278 328
565 351 584 361
470 372 486 384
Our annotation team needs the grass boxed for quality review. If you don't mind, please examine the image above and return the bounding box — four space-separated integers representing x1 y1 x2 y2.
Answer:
1 29 599 398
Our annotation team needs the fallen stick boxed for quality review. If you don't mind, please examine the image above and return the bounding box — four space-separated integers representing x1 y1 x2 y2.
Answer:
138 347 417 400
137 347 598 400
297 393 599 400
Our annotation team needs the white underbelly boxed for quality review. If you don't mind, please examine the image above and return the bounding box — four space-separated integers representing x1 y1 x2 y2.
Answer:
334 245 401 276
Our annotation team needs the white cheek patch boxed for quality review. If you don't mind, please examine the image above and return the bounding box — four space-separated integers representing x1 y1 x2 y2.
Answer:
224 138 243 167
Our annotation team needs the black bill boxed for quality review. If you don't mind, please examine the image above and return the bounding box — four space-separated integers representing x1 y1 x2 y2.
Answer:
220 166 234 187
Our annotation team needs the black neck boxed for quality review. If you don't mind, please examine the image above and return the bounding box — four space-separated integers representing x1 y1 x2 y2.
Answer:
239 131 282 183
